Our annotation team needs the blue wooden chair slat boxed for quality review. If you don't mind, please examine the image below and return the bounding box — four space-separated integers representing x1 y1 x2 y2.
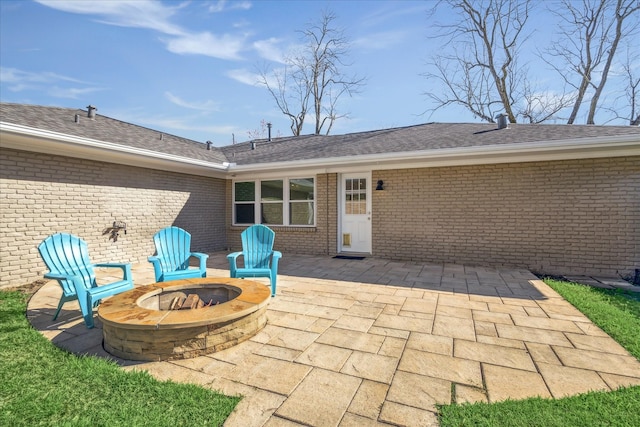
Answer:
148 226 209 282
228 224 282 297
37 233 134 328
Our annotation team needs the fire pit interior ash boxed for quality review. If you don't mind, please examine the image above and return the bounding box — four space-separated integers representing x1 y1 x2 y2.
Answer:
98 278 270 361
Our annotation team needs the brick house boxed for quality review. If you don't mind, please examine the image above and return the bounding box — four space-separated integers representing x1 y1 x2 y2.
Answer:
1 102 639 287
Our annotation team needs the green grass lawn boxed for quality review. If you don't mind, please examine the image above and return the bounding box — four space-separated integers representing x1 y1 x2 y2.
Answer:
0 290 240 426
438 279 640 427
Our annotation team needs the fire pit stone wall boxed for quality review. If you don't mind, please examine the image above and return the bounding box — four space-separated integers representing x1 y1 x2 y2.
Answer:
98 278 270 361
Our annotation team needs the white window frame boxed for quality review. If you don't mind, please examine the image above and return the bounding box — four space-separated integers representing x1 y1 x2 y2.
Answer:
232 177 316 227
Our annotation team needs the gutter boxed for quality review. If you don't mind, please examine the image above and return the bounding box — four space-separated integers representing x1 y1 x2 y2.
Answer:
227 134 640 177
2 121 639 179
0 122 230 178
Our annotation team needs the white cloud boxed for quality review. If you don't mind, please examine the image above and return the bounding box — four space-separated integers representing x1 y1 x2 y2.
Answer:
208 0 252 13
36 0 248 61
253 37 286 63
0 67 101 99
135 113 238 139
48 86 104 99
226 68 262 86
164 92 220 112
358 3 428 28
107 105 238 143
1 67 86 85
353 30 410 51
36 0 186 36
165 32 245 60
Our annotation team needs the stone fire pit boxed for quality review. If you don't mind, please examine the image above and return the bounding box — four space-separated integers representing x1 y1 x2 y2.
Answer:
98 278 270 361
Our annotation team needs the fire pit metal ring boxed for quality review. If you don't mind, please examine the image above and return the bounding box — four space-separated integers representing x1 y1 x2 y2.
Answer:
98 278 270 361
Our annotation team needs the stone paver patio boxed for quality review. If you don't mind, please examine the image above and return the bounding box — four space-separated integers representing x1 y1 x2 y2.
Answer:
27 254 640 426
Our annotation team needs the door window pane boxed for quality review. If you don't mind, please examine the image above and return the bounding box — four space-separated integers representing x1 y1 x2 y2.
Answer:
345 178 367 215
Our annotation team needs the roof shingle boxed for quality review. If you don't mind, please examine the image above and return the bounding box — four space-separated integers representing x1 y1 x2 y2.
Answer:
0 102 228 163
3 102 638 167
220 122 640 165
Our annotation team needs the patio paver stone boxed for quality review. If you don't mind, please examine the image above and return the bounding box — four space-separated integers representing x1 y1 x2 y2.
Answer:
24 253 640 427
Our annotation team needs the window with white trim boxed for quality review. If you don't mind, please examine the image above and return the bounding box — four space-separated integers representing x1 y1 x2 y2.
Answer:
233 178 315 226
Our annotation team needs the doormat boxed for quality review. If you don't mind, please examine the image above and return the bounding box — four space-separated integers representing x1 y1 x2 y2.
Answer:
333 255 366 260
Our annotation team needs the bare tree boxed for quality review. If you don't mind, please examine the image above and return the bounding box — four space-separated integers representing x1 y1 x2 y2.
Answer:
519 79 576 123
543 0 640 124
247 119 282 140
423 0 555 123
259 10 365 136
621 49 640 126
259 61 309 136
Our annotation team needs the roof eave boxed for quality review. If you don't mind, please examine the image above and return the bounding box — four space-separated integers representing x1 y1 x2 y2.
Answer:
227 134 640 177
0 122 229 178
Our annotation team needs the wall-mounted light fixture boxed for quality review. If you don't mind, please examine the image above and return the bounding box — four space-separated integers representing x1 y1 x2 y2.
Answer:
376 180 384 191
102 221 127 242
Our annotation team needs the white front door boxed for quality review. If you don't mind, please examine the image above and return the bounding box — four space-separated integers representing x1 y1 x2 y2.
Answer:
339 173 372 253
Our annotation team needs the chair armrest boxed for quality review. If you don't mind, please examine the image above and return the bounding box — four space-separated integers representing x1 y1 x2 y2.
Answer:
227 252 243 262
44 272 78 281
94 263 133 281
190 252 209 262
227 251 243 275
147 255 162 269
95 262 129 269
191 252 209 276
272 251 282 270
147 256 165 282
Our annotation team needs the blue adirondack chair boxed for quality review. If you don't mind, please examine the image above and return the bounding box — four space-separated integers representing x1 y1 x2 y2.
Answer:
37 233 134 328
227 224 282 297
148 226 209 282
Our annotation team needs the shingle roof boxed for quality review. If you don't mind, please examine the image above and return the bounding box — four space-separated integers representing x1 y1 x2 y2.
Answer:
221 122 640 165
0 102 228 163
2 102 639 168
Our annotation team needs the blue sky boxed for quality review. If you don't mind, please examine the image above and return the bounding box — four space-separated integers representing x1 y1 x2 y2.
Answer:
1 1 636 146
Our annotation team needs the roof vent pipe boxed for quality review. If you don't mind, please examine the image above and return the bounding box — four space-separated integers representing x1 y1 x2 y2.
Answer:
74 114 80 123
87 105 97 119
251 141 256 150
206 140 212 150
267 122 272 142
496 113 508 129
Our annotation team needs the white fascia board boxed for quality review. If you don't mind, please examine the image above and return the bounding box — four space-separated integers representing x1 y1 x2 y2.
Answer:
227 134 640 177
0 122 229 178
